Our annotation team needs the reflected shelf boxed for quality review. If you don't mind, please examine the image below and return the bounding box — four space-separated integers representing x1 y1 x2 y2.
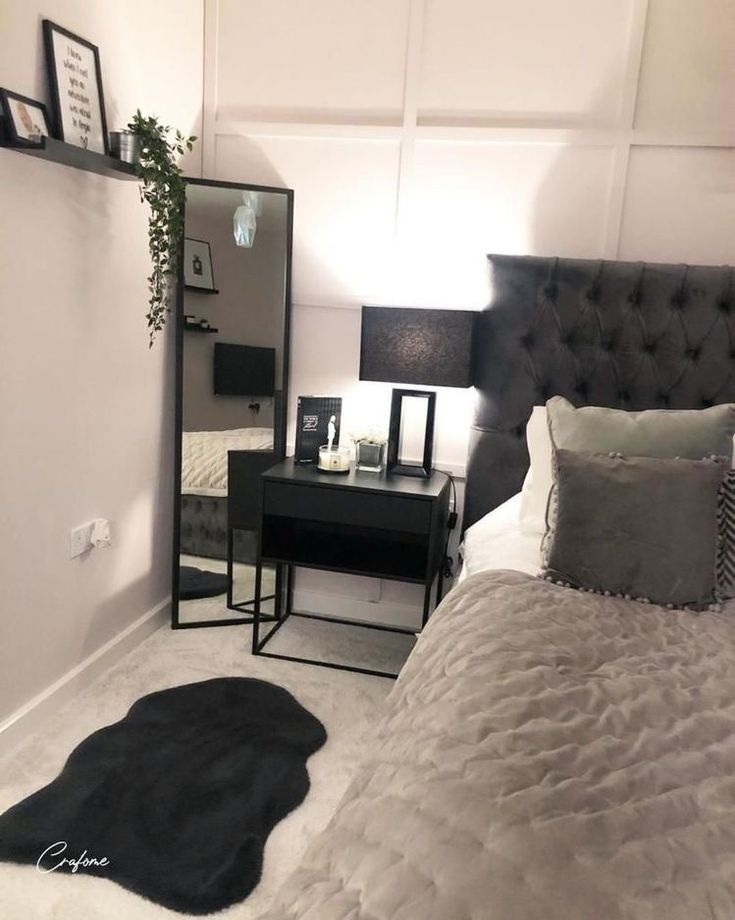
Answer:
185 285 220 295
184 322 219 334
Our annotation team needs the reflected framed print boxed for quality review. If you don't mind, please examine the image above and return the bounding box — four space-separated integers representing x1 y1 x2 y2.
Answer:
184 238 216 291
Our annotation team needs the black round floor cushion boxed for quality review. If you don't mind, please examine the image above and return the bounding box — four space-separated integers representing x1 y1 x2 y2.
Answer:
179 566 228 600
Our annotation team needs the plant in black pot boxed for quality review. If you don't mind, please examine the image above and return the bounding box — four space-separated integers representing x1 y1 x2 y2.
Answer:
125 111 196 346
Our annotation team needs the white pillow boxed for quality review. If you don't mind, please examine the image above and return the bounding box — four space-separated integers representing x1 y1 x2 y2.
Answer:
519 405 553 535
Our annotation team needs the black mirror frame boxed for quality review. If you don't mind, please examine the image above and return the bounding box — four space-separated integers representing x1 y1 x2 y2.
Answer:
171 178 294 629
386 388 436 479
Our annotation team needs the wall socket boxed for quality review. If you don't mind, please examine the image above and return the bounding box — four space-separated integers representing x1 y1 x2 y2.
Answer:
69 519 111 559
69 522 95 559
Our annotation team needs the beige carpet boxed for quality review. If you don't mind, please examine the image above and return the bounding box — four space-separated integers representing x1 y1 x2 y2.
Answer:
0 612 415 919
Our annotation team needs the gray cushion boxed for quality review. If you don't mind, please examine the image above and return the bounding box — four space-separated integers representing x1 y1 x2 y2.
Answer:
547 396 735 460
544 450 725 609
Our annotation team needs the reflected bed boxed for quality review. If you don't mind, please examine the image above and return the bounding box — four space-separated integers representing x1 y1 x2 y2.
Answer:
180 426 273 561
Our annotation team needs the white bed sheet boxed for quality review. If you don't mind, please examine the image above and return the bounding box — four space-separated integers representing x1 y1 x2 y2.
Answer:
459 493 541 582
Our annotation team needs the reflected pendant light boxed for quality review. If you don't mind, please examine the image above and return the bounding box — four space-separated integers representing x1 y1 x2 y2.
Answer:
233 191 262 247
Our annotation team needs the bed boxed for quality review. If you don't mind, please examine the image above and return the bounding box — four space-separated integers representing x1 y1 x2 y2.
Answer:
264 255 735 920
179 426 273 561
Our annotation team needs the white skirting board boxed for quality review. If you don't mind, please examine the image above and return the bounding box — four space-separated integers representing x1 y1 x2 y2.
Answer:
0 599 170 760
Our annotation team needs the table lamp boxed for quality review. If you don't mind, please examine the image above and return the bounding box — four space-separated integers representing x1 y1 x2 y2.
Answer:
359 306 476 477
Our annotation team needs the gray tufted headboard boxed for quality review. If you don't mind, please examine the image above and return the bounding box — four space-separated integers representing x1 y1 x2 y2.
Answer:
463 254 735 531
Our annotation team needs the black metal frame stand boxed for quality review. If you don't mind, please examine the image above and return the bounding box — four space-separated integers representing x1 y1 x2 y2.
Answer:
251 562 443 679
224 527 279 625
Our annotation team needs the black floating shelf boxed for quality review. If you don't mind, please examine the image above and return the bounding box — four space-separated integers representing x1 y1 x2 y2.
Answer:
185 285 220 295
184 323 219 334
0 136 137 181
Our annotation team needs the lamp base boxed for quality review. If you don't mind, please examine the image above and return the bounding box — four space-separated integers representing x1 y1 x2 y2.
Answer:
386 388 437 480
388 464 433 479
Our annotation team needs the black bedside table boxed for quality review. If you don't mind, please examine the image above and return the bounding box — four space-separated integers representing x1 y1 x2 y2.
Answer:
252 459 451 678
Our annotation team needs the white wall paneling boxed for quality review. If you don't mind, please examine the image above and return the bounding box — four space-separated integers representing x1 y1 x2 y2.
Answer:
208 0 734 299
204 0 735 620
401 141 616 308
202 0 220 176
418 0 634 126
214 134 402 306
635 0 735 134
215 0 411 124
619 146 735 265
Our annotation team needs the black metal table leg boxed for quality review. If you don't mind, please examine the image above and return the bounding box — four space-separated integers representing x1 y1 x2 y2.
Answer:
421 579 432 628
274 566 283 620
286 564 294 616
252 560 263 653
226 529 234 608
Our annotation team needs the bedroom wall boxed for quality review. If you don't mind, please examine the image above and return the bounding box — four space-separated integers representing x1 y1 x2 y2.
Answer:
0 1 203 730
182 208 286 432
205 0 735 457
202 0 735 625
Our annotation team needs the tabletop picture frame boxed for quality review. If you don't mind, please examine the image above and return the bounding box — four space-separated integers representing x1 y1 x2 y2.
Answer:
184 238 216 291
386 388 436 479
0 89 51 146
42 19 109 154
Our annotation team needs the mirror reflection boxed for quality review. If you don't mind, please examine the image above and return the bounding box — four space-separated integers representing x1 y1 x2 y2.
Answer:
398 396 429 465
175 180 292 626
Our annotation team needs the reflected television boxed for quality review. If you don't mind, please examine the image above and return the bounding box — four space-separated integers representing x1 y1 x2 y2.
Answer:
213 342 276 396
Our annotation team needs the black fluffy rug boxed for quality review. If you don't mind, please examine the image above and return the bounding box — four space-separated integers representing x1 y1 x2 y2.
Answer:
0 678 327 914
179 565 228 599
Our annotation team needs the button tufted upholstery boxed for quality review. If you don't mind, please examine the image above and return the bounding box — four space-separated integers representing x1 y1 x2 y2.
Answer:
464 254 735 530
180 495 255 563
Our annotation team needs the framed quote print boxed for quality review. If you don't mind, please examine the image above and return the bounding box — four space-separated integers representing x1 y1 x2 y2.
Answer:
42 19 109 154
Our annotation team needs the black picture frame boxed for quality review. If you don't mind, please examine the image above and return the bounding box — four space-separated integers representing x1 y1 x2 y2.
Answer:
387 388 436 479
0 89 51 146
42 19 109 155
184 238 217 291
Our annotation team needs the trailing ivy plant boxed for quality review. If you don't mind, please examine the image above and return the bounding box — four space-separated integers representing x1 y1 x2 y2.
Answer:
127 111 196 346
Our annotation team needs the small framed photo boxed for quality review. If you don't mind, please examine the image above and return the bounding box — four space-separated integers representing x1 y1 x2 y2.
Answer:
0 89 51 145
184 239 216 291
42 19 109 154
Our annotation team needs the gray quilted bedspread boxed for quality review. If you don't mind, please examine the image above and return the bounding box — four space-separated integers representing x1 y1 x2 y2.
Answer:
264 570 735 920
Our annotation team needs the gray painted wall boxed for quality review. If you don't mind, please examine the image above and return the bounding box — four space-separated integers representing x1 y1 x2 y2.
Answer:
182 200 287 433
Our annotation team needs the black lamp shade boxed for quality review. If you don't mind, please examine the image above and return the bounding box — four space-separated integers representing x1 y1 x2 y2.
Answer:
359 306 476 388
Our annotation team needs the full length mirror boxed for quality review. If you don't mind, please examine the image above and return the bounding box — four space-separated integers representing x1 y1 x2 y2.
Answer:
172 179 293 627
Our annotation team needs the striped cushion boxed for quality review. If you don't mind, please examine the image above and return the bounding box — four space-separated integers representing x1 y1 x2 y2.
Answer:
717 471 735 599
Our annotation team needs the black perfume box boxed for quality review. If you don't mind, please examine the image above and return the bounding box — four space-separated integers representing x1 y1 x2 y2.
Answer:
295 396 342 463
